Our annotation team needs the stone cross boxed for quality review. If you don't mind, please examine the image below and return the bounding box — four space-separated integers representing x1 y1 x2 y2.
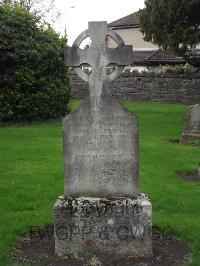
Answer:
63 21 139 197
65 21 133 99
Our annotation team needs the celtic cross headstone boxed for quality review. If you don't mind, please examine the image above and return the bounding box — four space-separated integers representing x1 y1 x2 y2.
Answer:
63 21 138 197
54 21 152 258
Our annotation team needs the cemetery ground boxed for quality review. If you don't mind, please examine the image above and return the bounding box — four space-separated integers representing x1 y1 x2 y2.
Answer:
0 100 199 265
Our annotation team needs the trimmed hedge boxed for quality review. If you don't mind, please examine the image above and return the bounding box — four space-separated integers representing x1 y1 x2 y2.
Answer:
0 5 70 123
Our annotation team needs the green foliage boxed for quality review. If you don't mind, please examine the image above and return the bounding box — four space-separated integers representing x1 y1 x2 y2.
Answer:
84 250 95 259
160 63 194 74
139 0 200 66
0 5 70 123
0 0 59 19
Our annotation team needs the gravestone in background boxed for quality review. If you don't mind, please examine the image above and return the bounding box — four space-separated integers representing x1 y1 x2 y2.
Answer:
54 21 152 258
180 104 200 144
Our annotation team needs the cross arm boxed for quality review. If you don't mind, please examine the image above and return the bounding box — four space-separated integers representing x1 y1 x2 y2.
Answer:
107 45 133 66
64 47 88 67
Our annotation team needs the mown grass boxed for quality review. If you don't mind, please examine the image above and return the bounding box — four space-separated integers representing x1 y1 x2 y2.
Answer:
0 100 199 265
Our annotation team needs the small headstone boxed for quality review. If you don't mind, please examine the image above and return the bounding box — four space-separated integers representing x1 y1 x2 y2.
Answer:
180 104 200 144
54 21 152 258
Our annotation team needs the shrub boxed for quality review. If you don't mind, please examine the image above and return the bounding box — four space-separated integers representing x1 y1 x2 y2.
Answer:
0 5 70 123
160 63 193 75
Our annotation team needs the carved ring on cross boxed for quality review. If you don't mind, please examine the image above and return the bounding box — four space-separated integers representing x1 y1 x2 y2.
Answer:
72 29 127 83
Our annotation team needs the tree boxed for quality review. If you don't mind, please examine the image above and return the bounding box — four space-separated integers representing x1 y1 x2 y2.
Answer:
139 0 200 66
0 5 70 123
0 0 60 23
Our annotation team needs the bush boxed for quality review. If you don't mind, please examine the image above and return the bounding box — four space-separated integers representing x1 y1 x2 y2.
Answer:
160 63 193 75
0 5 71 123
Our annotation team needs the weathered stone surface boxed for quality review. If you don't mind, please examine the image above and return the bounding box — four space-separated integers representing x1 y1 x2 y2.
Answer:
184 104 200 133
54 21 152 259
63 22 138 197
54 194 152 257
180 104 200 144
63 96 139 197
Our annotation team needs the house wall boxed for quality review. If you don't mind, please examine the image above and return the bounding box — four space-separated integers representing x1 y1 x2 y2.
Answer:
69 71 200 104
109 27 158 49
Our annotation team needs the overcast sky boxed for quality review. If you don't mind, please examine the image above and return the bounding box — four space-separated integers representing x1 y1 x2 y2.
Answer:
51 0 145 45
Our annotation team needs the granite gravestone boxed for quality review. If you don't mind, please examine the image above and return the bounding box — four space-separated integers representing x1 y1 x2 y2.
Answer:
54 21 152 258
180 104 200 144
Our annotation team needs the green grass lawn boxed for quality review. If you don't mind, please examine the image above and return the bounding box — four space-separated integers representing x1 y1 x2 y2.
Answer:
0 100 200 265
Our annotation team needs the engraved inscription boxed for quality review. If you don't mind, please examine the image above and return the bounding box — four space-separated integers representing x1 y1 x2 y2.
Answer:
55 200 151 242
55 224 150 241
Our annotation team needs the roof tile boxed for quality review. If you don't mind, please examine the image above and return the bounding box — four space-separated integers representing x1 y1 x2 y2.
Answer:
109 12 139 28
132 50 185 65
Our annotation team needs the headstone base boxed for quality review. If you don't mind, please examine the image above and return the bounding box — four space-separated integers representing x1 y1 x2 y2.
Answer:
180 132 200 144
54 194 152 258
